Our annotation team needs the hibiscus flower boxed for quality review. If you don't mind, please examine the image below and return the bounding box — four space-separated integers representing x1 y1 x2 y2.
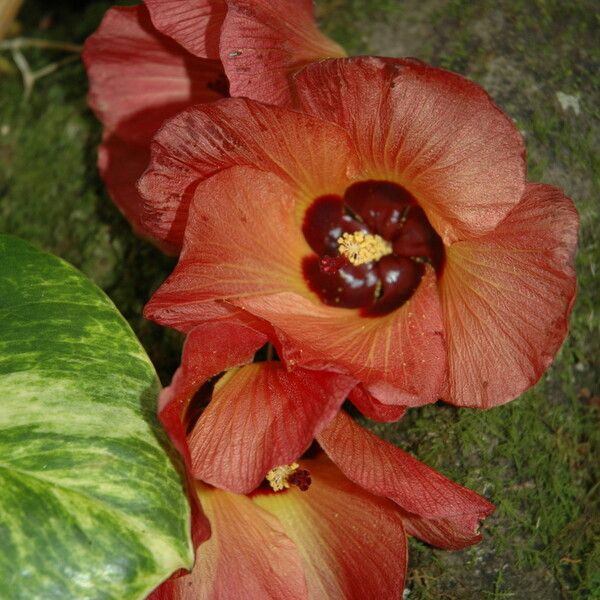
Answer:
157 319 405 495
148 332 494 598
149 448 491 600
83 1 343 248
142 57 578 409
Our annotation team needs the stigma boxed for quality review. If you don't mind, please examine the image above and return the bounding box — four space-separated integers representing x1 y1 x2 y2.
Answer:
337 231 392 266
266 463 312 492
266 463 300 491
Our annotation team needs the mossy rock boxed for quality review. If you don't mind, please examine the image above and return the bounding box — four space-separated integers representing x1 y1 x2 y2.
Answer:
1 1 598 598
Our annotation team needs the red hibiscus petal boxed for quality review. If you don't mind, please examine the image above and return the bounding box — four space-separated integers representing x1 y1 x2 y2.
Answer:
348 385 407 422
144 295 264 335
158 320 267 470
145 0 227 60
189 363 356 493
220 0 345 106
254 455 408 599
295 57 527 242
235 267 446 407
157 320 265 552
144 167 312 322
83 5 226 248
138 98 358 251
399 511 489 550
83 5 225 143
97 134 156 244
440 183 579 408
317 411 494 549
149 483 307 600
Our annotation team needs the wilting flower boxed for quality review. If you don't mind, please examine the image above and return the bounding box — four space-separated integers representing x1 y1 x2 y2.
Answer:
83 1 343 246
143 57 578 410
148 338 494 598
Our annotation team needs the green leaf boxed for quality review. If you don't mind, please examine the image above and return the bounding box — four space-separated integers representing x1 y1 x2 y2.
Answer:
0 235 193 599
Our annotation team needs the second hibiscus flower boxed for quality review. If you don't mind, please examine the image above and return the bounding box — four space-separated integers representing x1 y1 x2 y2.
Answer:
143 57 578 411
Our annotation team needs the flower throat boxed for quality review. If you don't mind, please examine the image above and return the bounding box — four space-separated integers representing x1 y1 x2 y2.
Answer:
302 180 444 317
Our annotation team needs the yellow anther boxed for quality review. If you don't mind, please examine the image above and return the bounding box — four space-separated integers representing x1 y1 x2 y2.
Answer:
337 231 392 266
266 463 299 492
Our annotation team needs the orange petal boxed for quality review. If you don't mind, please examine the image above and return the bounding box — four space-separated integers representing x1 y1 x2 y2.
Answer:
255 455 407 600
149 484 307 599
159 321 267 472
348 385 407 422
145 0 227 59
189 363 356 493
317 412 494 549
144 296 264 335
139 98 358 250
144 166 312 326
399 511 490 551
296 57 526 243
440 183 579 408
157 320 266 552
236 267 446 407
220 0 345 106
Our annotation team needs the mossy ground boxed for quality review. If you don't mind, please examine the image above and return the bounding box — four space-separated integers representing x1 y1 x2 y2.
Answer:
1 1 598 598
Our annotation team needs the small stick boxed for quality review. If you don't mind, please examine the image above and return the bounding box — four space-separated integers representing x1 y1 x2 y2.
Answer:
11 47 79 99
0 37 82 53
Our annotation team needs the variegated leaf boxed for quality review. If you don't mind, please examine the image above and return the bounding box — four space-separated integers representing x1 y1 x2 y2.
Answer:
0 235 193 599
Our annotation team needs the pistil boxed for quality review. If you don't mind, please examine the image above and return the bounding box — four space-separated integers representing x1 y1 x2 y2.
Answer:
337 231 393 266
266 463 312 492
266 463 300 492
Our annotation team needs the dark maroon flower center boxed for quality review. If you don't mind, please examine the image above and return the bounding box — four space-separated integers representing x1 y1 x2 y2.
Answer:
302 180 444 317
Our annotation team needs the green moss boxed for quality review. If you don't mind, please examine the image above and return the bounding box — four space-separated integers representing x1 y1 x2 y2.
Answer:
0 1 598 598
317 0 403 53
